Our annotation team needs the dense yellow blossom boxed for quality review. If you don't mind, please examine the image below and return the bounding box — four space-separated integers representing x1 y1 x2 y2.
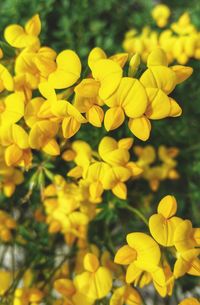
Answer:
123 5 200 64
0 13 197 305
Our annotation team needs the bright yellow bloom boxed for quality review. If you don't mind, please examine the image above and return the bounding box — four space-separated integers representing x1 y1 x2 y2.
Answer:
0 92 24 126
151 5 171 28
179 298 200 305
13 287 44 305
74 253 112 300
174 220 200 252
4 14 41 49
54 278 94 305
74 78 104 127
89 48 123 100
149 195 183 247
0 162 24 197
104 77 148 131
110 285 142 305
173 248 200 278
115 232 161 283
0 124 31 167
48 50 82 89
15 47 56 86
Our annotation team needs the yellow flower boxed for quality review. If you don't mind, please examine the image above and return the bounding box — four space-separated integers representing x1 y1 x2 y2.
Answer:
29 120 60 156
54 278 94 305
89 52 123 100
114 232 161 283
83 161 111 200
149 195 183 247
174 219 200 252
0 124 31 167
102 166 131 199
179 298 200 305
13 287 43 305
15 47 57 86
0 163 24 197
173 248 200 279
151 5 171 28
48 50 81 89
74 253 112 300
74 78 104 127
4 14 41 48
98 136 132 166
0 92 24 126
104 77 148 131
171 13 196 36
110 285 142 305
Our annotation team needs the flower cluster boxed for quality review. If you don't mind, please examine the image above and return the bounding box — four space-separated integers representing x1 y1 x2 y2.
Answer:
123 4 200 64
0 13 198 305
134 145 179 191
115 195 200 298
0 15 192 179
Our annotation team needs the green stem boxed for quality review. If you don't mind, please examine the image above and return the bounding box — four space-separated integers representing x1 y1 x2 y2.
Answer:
123 205 149 227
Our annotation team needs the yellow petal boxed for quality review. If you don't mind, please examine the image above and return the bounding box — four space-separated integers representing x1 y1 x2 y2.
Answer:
174 220 197 252
145 88 171 119
84 253 99 272
104 107 125 131
171 65 193 84
128 116 151 141
29 120 58 149
157 195 177 218
48 50 81 89
88 47 107 70
42 139 60 156
2 92 24 124
62 117 81 139
174 249 200 278
89 181 103 199
86 105 104 127
54 278 76 297
127 233 161 271
92 59 122 100
5 144 23 166
112 182 127 199
25 14 41 36
93 267 112 299
149 214 183 247
126 262 142 284
12 124 29 149
114 245 137 265
178 297 200 305
140 66 176 95
109 53 128 68
38 82 56 101
120 78 148 118
4 24 28 48
147 48 168 67
0 64 14 91
169 98 182 117
118 138 133 150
